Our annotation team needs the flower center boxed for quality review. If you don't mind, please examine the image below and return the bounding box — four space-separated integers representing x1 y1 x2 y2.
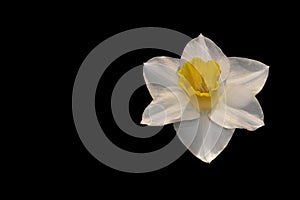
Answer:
178 57 221 111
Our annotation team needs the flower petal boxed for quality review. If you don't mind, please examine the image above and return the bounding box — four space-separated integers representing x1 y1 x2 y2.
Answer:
143 56 183 98
142 56 200 126
174 114 235 163
181 34 230 81
209 84 265 131
141 57 199 126
141 87 200 126
227 57 269 94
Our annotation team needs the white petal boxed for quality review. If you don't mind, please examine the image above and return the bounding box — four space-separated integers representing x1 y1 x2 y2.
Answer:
143 56 183 98
181 34 230 81
210 84 264 131
174 114 235 163
227 57 269 94
142 56 199 126
141 87 199 126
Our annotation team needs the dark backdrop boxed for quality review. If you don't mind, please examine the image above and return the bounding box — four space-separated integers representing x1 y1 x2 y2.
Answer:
34 4 295 197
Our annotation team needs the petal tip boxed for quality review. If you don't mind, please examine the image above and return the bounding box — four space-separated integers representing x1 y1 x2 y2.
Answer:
140 118 150 125
246 122 265 131
197 155 215 164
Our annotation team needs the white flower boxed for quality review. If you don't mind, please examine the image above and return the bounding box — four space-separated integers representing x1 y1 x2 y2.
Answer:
141 34 269 163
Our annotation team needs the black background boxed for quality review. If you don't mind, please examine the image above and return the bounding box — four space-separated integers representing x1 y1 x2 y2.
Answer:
25 3 297 196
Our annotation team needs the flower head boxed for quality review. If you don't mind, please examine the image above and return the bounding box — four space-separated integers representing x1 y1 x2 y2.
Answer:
141 34 269 163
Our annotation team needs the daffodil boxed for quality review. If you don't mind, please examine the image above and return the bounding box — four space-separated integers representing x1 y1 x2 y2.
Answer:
141 34 269 163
